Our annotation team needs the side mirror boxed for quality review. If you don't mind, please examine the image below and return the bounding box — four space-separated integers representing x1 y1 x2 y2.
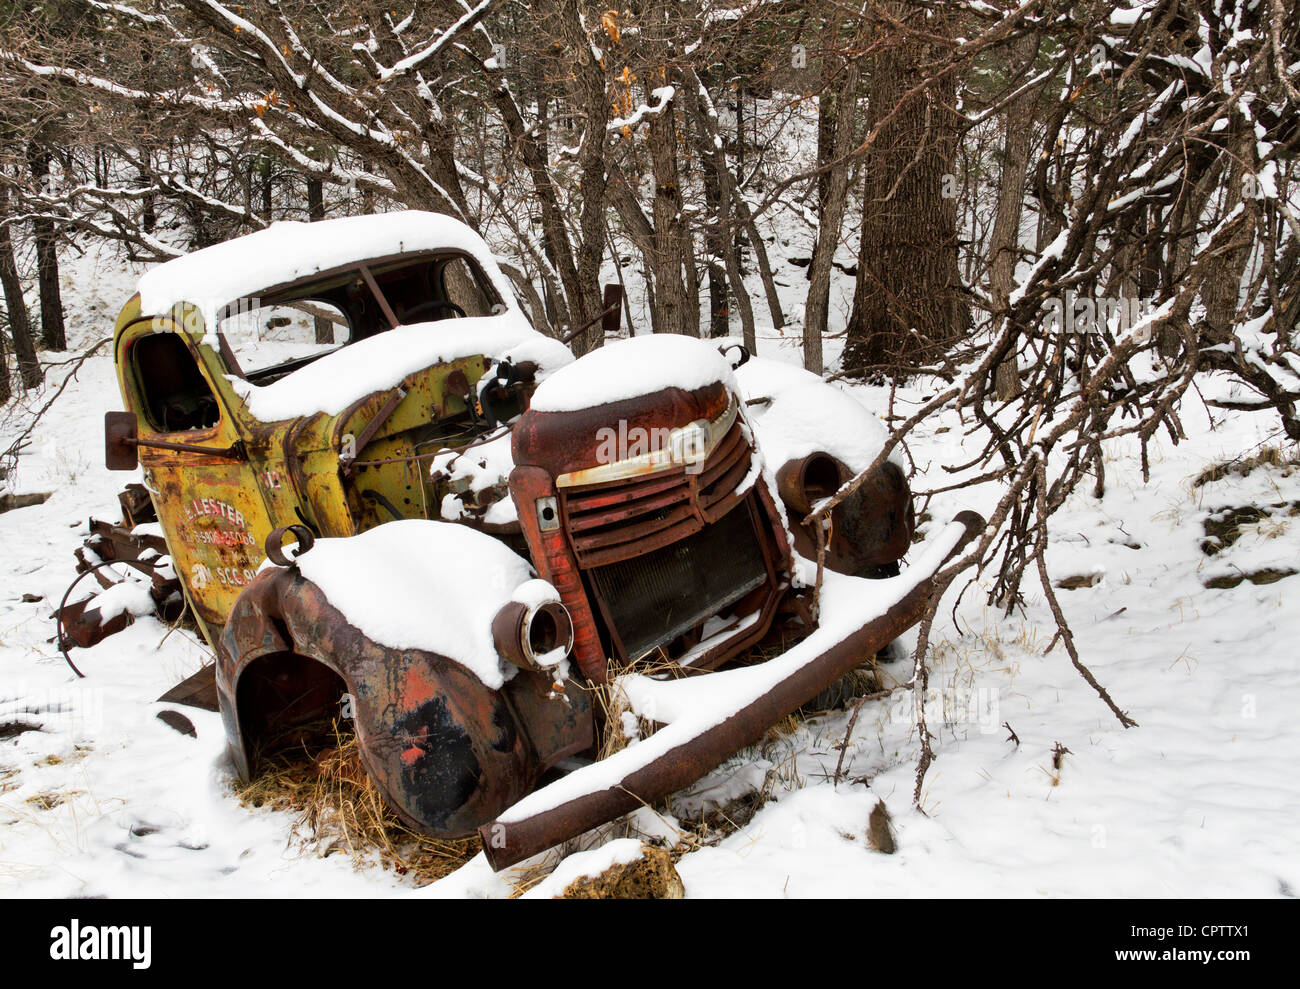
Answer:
105 411 139 471
601 283 623 336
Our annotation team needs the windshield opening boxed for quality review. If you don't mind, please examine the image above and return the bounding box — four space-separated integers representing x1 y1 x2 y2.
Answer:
215 251 503 386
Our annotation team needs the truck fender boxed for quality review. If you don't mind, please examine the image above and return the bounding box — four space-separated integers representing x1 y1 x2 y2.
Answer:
217 566 541 838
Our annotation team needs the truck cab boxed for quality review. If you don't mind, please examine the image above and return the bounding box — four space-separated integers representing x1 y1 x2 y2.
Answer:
108 211 570 645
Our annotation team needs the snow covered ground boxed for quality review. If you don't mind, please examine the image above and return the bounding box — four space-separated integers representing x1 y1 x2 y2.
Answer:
2 227 1298 898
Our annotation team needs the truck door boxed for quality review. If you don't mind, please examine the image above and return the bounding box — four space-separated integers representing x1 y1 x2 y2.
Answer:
117 320 276 645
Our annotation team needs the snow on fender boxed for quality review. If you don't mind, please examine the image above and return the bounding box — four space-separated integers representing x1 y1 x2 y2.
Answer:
292 519 560 690
215 518 590 840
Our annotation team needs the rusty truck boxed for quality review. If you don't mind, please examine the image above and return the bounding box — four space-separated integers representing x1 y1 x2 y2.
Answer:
103 210 980 869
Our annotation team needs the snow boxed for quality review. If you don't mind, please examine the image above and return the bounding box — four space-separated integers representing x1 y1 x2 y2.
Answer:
137 210 522 327
292 519 546 690
85 580 156 623
736 353 895 474
608 86 676 133
529 333 735 413
430 427 518 526
518 837 644 898
230 314 571 422
1110 3 1155 26
3 132 1299 899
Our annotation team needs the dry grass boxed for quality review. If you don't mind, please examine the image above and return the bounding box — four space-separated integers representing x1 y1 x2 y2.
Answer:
1193 445 1298 488
592 682 638 760
25 790 76 811
233 719 479 886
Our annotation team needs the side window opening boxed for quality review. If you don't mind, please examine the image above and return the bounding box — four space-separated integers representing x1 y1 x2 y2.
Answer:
384 254 501 324
133 333 221 433
438 256 499 319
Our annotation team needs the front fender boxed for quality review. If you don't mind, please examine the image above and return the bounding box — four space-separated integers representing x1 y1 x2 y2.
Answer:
217 566 540 838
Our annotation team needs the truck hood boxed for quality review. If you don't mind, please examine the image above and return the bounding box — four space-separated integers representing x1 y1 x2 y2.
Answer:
516 334 738 478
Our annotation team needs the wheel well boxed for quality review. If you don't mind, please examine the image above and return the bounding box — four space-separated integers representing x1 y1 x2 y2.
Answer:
236 651 348 775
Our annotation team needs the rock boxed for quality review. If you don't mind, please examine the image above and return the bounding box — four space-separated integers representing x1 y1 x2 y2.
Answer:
559 844 684 899
1056 571 1102 590
868 800 895 854
0 492 52 514
156 710 196 737
1203 568 1297 590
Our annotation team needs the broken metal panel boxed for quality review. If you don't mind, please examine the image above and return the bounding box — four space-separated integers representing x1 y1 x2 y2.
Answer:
57 510 187 658
55 596 131 651
502 673 593 771
117 483 156 527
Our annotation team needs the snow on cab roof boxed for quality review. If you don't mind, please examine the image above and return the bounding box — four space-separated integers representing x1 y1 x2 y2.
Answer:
136 210 507 320
528 333 736 413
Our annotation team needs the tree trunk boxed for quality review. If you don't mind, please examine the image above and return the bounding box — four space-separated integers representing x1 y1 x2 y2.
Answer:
0 313 9 406
843 8 965 378
562 0 612 354
987 37 1040 400
646 92 693 337
702 167 730 337
1201 153 1252 343
307 176 332 344
259 157 273 223
722 84 783 333
0 184 42 390
26 146 66 351
139 148 156 234
803 20 862 375
741 208 786 332
682 71 757 351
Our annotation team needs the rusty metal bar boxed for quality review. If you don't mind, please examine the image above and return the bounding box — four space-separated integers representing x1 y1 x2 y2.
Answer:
340 386 407 476
560 284 623 345
125 436 244 458
358 262 401 329
479 510 984 871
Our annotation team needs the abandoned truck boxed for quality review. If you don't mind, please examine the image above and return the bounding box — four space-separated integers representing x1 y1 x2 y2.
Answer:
104 210 980 870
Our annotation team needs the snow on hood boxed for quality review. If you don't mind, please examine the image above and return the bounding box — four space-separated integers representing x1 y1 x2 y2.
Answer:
529 333 736 413
137 210 513 324
734 355 894 474
293 519 557 690
229 313 572 422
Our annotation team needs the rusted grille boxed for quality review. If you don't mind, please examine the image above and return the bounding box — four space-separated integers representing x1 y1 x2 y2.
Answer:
560 421 752 569
585 500 768 661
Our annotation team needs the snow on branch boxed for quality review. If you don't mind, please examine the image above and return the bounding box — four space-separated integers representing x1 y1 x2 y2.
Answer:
376 0 501 83
608 86 676 137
